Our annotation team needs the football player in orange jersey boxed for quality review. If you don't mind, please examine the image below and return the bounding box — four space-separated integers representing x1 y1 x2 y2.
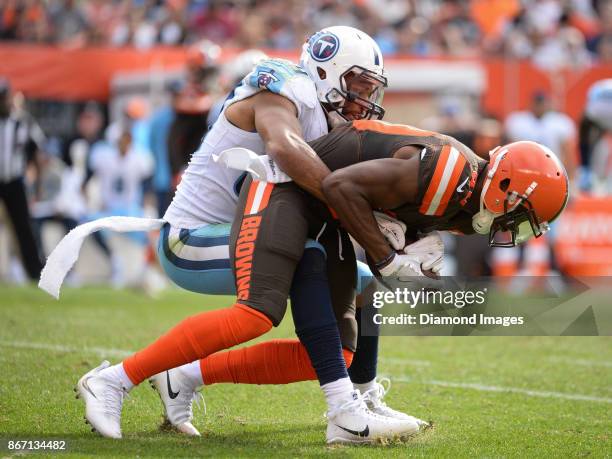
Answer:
157 119 569 442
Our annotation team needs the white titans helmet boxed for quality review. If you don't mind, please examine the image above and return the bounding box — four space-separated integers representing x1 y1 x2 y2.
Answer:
300 25 388 126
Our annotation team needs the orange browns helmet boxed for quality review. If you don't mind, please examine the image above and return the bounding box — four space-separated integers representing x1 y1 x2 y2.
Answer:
472 141 569 247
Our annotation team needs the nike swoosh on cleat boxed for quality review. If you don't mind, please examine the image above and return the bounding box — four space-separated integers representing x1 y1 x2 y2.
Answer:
336 424 369 437
82 377 97 399
166 371 180 399
456 176 469 193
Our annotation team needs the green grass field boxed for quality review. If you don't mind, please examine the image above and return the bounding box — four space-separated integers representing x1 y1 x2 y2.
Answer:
1 285 610 458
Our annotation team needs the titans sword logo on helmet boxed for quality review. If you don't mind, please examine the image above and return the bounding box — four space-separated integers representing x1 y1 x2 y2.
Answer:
309 32 340 62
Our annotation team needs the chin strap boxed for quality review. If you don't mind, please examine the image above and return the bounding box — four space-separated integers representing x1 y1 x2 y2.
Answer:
472 150 507 234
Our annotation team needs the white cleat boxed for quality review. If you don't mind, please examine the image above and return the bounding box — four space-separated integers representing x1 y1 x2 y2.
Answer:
326 390 420 444
75 360 125 439
149 368 202 436
362 378 430 428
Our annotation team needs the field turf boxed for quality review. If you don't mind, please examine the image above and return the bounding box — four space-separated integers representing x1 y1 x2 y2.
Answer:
0 286 610 457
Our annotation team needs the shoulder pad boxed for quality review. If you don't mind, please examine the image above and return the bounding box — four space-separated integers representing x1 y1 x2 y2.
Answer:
245 59 317 110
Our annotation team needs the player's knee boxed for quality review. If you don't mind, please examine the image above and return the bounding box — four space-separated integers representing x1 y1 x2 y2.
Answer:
231 303 274 337
356 260 374 295
343 348 354 369
294 244 327 279
304 239 327 257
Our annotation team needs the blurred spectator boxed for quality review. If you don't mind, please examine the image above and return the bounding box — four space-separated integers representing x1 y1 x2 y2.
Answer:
590 129 612 193
472 116 504 159
580 79 612 194
48 0 87 46
311 1 359 30
91 129 153 217
29 138 72 251
65 101 105 174
168 40 220 177
88 128 153 286
147 84 177 218
505 91 577 180
189 0 239 44
0 78 44 281
106 97 151 151
531 11 592 70
499 91 577 278
420 95 478 147
29 103 113 264
159 2 187 45
589 0 612 62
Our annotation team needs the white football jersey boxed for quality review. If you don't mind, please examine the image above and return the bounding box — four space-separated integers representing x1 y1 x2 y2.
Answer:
164 58 328 228
90 143 154 211
504 111 576 161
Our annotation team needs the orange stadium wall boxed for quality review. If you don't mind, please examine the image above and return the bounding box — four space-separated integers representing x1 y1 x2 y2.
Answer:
1 45 612 122
555 196 612 277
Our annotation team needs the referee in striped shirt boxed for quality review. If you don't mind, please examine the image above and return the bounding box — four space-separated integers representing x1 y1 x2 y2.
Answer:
0 78 44 280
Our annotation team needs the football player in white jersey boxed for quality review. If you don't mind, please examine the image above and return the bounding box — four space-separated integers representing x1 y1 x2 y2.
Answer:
50 26 426 444
580 79 612 192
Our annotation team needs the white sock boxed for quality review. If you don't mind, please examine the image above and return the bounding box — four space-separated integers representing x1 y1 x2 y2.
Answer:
321 377 354 410
353 378 377 394
100 363 135 391
180 361 204 387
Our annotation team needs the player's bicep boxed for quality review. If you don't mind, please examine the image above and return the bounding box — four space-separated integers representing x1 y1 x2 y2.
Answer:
253 91 301 145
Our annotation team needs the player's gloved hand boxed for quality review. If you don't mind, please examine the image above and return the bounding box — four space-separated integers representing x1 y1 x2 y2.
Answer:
403 232 444 274
213 148 292 183
373 211 406 251
377 253 423 279
377 252 442 291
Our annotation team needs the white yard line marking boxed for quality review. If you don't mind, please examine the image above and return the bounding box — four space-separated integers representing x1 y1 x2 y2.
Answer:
548 357 612 368
0 340 132 358
395 377 612 403
3 340 610 403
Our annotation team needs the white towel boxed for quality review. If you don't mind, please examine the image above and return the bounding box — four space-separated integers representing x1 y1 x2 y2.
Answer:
213 148 292 183
39 216 165 299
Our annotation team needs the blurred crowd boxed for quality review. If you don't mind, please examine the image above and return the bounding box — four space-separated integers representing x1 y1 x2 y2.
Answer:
2 0 612 70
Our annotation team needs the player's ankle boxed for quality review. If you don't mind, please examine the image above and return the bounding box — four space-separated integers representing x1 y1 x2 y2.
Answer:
180 361 204 388
100 363 135 391
352 378 376 394
321 377 354 409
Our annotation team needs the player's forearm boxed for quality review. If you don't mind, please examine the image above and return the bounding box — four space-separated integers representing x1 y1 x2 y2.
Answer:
322 175 392 262
266 133 330 202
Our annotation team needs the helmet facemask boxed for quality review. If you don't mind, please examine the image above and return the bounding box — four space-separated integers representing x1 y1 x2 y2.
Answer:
322 65 387 126
488 199 550 247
